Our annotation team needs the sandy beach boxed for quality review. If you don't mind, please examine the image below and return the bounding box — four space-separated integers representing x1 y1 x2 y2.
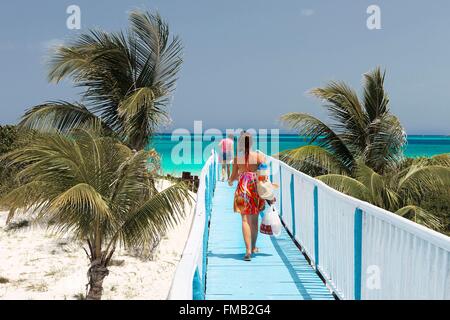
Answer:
0 179 195 300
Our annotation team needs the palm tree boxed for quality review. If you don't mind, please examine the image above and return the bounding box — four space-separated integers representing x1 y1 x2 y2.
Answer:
279 67 406 175
316 156 450 231
0 129 191 300
19 10 183 150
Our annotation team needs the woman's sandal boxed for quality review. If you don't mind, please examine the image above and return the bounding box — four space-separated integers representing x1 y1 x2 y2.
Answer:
252 247 260 254
244 254 252 261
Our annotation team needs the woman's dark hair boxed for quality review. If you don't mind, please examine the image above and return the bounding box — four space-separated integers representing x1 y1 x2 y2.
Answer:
244 135 250 167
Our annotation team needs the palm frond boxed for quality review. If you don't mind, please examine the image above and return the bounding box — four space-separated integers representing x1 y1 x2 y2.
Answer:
113 182 192 248
396 205 443 231
429 154 450 167
280 113 354 170
278 145 349 175
363 113 406 172
128 10 183 92
50 183 112 221
117 87 170 149
40 10 183 150
362 67 390 121
1 180 54 220
316 174 370 201
355 161 399 209
1 128 190 263
281 67 406 177
19 101 108 134
397 164 450 200
310 82 367 152
109 149 155 210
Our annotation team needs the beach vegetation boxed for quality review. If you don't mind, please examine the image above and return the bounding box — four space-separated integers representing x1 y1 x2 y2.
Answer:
26 282 48 292
280 68 450 232
0 129 191 299
18 10 183 151
316 156 450 231
0 126 39 199
0 125 18 155
73 293 86 300
0 125 20 199
280 67 405 175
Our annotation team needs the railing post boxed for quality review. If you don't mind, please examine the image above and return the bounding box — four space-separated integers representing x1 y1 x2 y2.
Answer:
214 154 218 188
209 164 213 200
212 152 217 190
313 185 319 268
193 268 204 300
205 175 209 214
279 164 283 218
290 174 296 238
354 208 363 300
269 161 273 183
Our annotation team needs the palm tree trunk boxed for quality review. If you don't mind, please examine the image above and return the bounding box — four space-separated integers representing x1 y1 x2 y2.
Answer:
86 260 109 300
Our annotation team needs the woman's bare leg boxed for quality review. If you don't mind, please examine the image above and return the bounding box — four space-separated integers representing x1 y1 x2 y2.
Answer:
250 214 259 253
221 163 226 181
241 214 252 256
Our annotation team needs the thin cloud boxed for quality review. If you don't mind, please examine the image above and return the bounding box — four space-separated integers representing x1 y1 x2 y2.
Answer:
41 39 65 52
301 9 315 17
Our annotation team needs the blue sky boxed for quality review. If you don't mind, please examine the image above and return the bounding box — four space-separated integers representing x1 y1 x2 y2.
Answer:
0 0 449 134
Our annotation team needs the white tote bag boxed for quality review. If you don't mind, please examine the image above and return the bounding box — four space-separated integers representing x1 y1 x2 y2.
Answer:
260 205 282 237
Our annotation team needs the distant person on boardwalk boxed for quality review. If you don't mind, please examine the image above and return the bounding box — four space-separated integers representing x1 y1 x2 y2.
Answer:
218 134 234 181
228 132 270 261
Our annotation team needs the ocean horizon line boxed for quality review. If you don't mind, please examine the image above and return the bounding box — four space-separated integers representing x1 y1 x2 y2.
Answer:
152 133 450 138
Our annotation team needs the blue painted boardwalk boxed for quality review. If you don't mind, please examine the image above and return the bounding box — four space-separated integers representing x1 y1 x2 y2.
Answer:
205 181 334 300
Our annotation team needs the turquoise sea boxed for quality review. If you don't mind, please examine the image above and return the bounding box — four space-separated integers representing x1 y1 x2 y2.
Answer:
149 134 450 176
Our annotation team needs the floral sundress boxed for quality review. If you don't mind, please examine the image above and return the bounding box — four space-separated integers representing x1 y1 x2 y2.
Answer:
233 172 265 215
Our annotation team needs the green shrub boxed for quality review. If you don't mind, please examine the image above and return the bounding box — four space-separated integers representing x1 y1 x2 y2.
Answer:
0 125 20 200
419 191 450 235
0 125 18 155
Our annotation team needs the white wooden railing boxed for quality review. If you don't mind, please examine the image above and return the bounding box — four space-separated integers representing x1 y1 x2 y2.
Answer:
168 151 217 300
267 155 450 300
168 150 449 300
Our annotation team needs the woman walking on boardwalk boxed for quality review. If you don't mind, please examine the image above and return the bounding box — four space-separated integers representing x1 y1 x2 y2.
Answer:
218 134 234 181
228 132 267 261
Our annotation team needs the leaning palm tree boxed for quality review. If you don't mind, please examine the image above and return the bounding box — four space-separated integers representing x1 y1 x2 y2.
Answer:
280 67 406 175
19 10 183 150
0 129 191 300
317 156 450 231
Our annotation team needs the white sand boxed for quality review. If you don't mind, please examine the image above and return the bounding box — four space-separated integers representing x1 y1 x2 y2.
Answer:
0 179 195 300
